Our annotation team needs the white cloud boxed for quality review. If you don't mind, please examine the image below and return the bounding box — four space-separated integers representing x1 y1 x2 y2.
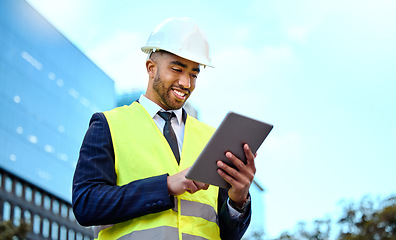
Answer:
258 131 305 166
205 44 295 89
337 0 396 19
218 24 253 46
86 31 148 93
190 43 297 127
26 0 92 36
251 0 396 48
286 25 312 44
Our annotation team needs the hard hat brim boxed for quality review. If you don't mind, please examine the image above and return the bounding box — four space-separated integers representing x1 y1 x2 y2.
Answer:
141 46 214 68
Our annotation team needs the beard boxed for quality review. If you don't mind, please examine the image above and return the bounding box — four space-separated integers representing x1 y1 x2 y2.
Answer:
152 73 188 110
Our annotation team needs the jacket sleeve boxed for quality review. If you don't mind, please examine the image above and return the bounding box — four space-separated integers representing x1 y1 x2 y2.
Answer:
218 188 252 240
72 112 174 226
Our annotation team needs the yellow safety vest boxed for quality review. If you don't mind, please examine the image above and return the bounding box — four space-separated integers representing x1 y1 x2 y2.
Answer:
95 102 220 240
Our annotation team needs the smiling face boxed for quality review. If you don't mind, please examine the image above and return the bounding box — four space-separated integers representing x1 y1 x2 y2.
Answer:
145 51 200 110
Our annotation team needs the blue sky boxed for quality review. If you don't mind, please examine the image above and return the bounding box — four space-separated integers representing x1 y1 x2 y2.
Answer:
26 0 396 238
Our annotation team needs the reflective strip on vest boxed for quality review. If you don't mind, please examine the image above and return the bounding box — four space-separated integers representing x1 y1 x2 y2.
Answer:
92 225 114 239
182 233 209 240
114 226 209 240
180 199 218 225
118 226 179 240
94 199 218 239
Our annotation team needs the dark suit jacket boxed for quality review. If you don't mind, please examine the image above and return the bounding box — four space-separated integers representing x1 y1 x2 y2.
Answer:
72 112 251 240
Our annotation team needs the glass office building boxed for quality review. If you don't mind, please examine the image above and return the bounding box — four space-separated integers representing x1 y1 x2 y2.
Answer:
1 0 114 238
0 0 115 203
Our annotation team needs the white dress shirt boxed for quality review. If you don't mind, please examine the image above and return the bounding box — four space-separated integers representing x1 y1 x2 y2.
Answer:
138 95 184 155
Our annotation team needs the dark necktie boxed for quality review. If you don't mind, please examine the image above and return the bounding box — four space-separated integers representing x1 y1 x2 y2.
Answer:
157 111 180 164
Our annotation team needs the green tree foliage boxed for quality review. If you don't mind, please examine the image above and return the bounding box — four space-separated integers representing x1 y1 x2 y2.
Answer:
337 195 396 240
270 194 396 240
275 218 331 240
0 220 31 240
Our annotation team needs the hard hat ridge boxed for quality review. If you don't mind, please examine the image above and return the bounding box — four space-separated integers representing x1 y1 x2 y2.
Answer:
142 17 214 68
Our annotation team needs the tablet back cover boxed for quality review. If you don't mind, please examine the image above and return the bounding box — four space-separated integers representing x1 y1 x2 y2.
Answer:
186 112 273 189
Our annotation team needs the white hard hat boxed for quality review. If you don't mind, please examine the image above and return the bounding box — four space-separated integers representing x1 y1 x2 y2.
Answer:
141 17 214 68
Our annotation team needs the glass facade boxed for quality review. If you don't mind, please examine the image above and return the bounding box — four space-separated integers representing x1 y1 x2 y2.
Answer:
0 0 115 202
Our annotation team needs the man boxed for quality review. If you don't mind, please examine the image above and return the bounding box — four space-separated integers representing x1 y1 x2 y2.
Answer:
72 17 256 240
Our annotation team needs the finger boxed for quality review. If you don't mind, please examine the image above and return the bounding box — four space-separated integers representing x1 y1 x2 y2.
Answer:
217 168 242 188
224 151 247 172
219 154 254 185
194 181 209 190
217 160 241 180
244 144 255 165
185 180 199 194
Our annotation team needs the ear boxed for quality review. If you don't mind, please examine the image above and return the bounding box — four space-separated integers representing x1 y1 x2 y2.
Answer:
146 59 156 79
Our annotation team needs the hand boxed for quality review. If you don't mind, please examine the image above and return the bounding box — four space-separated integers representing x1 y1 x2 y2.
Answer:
217 144 256 207
167 167 209 196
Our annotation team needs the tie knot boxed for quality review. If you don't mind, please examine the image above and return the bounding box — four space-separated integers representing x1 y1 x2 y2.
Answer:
157 111 176 122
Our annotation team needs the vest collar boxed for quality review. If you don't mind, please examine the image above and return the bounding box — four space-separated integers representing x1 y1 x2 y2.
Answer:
137 95 187 125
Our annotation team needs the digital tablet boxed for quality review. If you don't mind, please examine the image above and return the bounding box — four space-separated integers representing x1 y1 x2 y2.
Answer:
186 111 273 189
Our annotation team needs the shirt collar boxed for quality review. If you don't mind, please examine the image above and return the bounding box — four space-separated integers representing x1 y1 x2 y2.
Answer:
138 94 183 126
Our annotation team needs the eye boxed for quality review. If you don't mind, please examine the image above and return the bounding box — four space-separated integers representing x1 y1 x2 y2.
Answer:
190 73 198 79
172 68 182 73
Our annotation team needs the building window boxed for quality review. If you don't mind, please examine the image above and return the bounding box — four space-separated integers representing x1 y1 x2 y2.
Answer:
53 199 60 214
76 232 83 240
15 181 23 197
68 229 75 240
51 222 59 239
61 204 69 218
25 186 33 202
3 201 11 221
60 226 67 240
44 195 51 210
5 176 13 192
35 191 42 206
33 214 41 234
13 206 21 226
24 210 32 224
42 218 50 238
69 208 75 221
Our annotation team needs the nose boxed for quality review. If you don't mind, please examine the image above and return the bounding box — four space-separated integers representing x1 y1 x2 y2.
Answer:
178 74 191 88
